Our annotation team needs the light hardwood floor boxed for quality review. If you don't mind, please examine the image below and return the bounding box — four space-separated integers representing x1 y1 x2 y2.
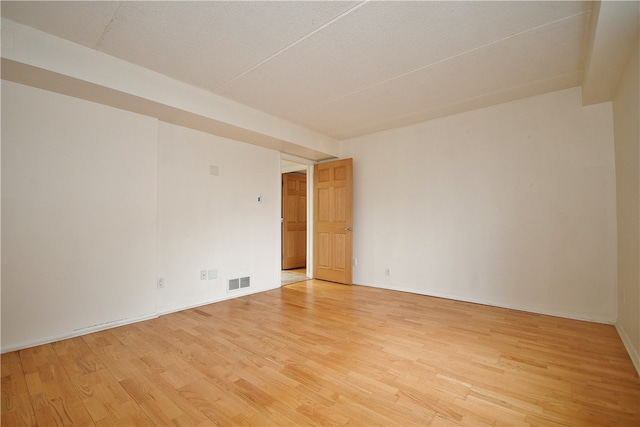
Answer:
2 280 639 426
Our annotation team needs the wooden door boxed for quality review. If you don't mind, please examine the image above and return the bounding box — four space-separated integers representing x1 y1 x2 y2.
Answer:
282 173 307 269
313 158 353 284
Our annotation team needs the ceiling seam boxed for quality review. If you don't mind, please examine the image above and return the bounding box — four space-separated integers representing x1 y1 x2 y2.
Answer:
335 70 584 139
94 0 124 49
213 0 370 91
301 10 591 115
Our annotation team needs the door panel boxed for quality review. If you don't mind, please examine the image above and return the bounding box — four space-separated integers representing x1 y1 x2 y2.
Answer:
318 233 330 268
313 158 353 284
282 173 307 270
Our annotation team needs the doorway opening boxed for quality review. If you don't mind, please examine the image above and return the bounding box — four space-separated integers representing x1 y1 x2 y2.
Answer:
280 156 312 286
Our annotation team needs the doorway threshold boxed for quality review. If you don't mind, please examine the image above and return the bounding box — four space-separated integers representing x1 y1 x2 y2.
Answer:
281 269 310 286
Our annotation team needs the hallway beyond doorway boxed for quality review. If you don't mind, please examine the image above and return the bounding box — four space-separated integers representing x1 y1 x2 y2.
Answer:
281 268 309 286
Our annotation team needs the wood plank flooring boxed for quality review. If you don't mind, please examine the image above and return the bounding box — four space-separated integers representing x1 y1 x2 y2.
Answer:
3 280 639 426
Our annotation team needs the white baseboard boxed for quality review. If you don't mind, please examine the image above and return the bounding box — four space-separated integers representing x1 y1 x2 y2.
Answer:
363 281 638 376
157 283 281 316
358 281 616 324
615 323 640 377
1 313 158 354
1 283 282 354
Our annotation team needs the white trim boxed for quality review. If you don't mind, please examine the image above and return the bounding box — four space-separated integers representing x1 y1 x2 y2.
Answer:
615 323 640 376
156 283 281 316
1 313 158 354
280 153 317 165
1 283 282 354
280 153 315 280
306 165 314 279
281 163 307 174
357 281 617 324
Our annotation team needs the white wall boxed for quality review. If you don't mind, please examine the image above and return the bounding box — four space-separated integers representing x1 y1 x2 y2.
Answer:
612 40 640 373
156 122 281 314
1 81 283 352
341 87 618 323
1 80 159 350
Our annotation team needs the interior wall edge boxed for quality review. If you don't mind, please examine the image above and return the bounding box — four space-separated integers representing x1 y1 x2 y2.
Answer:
615 322 640 376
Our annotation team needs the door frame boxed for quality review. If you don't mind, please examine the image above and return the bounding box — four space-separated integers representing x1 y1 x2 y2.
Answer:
280 153 315 281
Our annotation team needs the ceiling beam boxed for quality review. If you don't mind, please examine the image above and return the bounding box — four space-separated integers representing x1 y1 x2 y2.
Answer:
0 18 339 161
582 0 640 105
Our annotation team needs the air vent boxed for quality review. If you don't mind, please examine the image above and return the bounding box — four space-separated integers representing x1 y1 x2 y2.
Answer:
228 276 250 292
240 276 250 288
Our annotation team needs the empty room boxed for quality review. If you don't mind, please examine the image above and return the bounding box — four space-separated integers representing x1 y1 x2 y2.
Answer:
1 1 639 426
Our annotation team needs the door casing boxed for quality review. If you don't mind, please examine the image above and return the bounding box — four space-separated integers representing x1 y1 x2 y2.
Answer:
280 154 315 280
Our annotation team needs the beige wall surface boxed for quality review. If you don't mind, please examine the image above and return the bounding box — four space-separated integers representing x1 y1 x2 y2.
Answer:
1 80 159 350
341 87 618 323
156 122 281 314
613 40 640 373
1 81 283 352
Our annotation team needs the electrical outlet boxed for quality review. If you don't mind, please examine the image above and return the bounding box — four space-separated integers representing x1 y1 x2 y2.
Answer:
385 267 391 276
208 269 218 279
200 270 207 280
157 277 165 288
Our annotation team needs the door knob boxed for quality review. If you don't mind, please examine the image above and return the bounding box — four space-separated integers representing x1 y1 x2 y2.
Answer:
344 226 352 232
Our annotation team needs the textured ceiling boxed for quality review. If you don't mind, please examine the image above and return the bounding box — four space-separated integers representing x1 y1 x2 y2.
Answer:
1 1 592 140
